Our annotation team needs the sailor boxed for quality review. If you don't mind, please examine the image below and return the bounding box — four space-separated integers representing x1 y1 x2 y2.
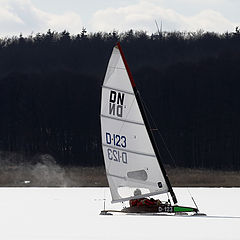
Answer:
129 189 161 207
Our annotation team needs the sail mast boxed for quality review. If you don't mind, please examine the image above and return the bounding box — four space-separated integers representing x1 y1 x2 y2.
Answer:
116 42 178 204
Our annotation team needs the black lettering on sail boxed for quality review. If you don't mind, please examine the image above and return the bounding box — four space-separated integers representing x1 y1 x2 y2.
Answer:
109 90 124 117
109 103 115 115
116 105 123 117
109 91 116 103
117 93 124 105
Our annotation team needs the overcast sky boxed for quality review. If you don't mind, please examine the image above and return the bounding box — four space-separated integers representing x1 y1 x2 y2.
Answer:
0 0 240 37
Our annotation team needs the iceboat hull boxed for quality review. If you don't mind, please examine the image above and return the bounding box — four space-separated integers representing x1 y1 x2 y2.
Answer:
100 203 200 215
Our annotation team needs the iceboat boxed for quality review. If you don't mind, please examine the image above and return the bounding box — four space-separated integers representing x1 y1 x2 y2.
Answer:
100 43 204 216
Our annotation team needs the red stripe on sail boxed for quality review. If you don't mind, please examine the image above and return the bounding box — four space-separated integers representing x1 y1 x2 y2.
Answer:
116 42 136 88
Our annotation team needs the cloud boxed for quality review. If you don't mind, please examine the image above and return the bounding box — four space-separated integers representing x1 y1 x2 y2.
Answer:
0 0 238 37
0 0 82 37
91 0 239 33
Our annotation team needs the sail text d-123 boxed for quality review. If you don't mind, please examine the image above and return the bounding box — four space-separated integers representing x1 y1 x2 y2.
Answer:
106 132 128 164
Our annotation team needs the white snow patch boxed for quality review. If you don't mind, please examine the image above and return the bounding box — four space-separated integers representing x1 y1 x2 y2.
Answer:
0 187 239 239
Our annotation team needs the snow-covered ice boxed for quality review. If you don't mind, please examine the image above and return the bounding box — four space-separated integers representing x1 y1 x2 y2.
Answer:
0 187 239 240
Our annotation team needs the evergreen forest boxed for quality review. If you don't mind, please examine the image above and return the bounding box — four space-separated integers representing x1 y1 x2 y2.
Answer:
1 28 240 170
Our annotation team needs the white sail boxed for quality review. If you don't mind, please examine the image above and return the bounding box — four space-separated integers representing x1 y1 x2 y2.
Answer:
100 44 169 203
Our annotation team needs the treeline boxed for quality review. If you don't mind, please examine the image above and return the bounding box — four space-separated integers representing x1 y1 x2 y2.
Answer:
0 29 240 169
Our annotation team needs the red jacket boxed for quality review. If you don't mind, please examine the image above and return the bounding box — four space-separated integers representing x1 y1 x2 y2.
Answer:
129 198 158 207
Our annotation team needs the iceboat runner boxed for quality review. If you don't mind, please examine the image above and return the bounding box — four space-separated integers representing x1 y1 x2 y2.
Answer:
100 43 204 216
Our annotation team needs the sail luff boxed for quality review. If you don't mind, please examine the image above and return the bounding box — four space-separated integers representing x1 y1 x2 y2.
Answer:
116 42 136 88
116 42 178 204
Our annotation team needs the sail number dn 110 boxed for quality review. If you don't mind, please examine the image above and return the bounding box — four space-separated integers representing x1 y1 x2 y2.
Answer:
106 132 127 164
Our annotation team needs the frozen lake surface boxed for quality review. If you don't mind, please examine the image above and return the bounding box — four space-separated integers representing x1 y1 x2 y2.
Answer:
0 187 239 240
